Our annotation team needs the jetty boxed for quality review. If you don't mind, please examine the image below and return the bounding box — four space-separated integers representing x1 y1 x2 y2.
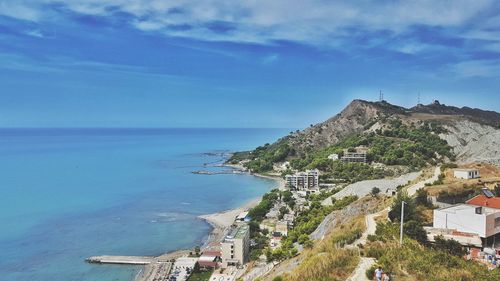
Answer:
86 255 156 265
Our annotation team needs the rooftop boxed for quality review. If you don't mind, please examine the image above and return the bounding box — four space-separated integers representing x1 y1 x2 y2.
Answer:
225 224 249 240
455 168 480 172
438 203 499 215
467 195 500 209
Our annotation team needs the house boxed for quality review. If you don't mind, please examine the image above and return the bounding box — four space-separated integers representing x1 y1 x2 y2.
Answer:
285 169 319 190
454 168 480 179
433 204 500 240
236 211 249 222
275 221 289 236
221 224 250 268
328 153 339 161
341 148 367 163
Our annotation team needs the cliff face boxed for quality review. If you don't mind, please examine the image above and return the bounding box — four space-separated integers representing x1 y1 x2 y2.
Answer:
440 120 500 166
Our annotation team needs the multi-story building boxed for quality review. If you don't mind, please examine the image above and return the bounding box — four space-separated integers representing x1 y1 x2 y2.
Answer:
221 224 250 268
341 148 367 163
285 169 319 190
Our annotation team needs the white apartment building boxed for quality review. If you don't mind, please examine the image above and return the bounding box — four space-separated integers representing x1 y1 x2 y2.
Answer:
221 224 250 268
285 169 319 190
433 204 500 239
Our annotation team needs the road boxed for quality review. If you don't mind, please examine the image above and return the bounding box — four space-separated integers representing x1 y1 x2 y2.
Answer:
407 166 441 196
322 172 421 205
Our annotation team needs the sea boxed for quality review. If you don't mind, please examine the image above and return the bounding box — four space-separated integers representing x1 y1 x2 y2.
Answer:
0 128 289 281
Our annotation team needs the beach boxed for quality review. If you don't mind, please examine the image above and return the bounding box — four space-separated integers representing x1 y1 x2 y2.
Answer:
130 167 283 281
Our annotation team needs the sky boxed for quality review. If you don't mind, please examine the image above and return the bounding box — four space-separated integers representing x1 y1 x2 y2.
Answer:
1 0 500 128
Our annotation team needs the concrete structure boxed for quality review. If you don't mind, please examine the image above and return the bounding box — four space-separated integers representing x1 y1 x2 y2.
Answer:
425 227 483 247
169 257 198 281
86 255 156 265
341 148 367 163
454 168 480 179
433 204 500 238
221 224 250 268
285 169 319 190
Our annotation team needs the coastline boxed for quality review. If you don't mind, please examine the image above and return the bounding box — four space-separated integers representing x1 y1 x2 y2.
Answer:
132 162 284 281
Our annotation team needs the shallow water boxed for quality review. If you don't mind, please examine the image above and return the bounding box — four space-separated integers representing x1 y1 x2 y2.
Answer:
0 128 287 281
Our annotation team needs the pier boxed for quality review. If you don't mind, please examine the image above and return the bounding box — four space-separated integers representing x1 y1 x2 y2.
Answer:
86 255 156 265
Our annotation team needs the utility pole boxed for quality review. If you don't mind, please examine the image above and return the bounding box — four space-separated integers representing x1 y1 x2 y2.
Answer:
400 201 406 245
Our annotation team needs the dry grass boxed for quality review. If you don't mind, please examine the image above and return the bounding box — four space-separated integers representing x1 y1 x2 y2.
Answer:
426 163 500 196
279 216 366 281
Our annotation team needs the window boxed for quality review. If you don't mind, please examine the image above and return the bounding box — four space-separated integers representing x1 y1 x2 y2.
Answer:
495 217 500 228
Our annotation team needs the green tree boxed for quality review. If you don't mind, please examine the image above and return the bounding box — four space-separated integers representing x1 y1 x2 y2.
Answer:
371 187 381 197
388 191 417 222
404 220 427 243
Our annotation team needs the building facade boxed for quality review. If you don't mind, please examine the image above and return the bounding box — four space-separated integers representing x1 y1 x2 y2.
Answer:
341 148 367 163
454 169 480 179
433 204 500 239
221 224 250 268
285 169 319 190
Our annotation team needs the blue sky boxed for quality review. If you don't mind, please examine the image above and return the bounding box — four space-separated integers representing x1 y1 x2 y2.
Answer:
1 1 500 128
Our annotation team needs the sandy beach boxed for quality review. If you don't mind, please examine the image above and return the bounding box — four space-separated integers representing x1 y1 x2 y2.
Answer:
199 197 261 229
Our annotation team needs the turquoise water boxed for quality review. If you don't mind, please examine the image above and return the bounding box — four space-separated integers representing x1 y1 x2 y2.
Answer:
0 128 287 281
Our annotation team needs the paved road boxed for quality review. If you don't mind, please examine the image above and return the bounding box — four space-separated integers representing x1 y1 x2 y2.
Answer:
407 166 441 196
322 172 421 205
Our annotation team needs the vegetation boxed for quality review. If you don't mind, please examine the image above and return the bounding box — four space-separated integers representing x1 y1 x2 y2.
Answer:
187 269 213 281
266 195 358 262
229 117 455 181
436 184 482 204
279 216 366 281
371 187 381 197
365 190 500 281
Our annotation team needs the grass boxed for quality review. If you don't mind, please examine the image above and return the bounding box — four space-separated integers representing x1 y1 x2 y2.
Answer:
187 270 213 281
278 216 366 281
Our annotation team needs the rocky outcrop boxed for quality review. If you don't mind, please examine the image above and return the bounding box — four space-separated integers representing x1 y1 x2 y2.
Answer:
286 100 397 155
440 120 500 166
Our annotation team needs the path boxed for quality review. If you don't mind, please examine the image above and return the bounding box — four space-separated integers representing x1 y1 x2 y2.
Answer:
346 167 440 281
347 257 376 281
407 166 441 196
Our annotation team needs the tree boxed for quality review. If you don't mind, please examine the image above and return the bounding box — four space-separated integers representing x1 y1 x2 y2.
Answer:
194 246 201 256
388 191 417 222
371 187 381 197
434 235 466 256
404 220 427 243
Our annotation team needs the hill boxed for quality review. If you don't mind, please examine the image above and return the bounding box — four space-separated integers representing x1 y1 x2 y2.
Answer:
228 99 500 172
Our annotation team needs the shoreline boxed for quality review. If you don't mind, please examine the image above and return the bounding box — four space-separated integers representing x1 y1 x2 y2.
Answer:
132 162 284 281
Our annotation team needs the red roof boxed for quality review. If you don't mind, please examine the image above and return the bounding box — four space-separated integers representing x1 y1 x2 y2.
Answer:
466 195 500 209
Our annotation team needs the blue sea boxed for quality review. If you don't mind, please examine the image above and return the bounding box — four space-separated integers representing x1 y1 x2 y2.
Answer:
0 128 288 281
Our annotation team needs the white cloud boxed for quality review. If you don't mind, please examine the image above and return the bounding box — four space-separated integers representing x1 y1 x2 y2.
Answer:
452 60 500 77
0 0 496 46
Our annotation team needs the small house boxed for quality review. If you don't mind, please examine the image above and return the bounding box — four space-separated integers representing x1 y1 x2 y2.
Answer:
454 168 480 179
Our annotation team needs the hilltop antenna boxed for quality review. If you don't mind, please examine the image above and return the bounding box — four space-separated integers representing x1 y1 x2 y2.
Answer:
379 90 384 102
418 92 421 105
